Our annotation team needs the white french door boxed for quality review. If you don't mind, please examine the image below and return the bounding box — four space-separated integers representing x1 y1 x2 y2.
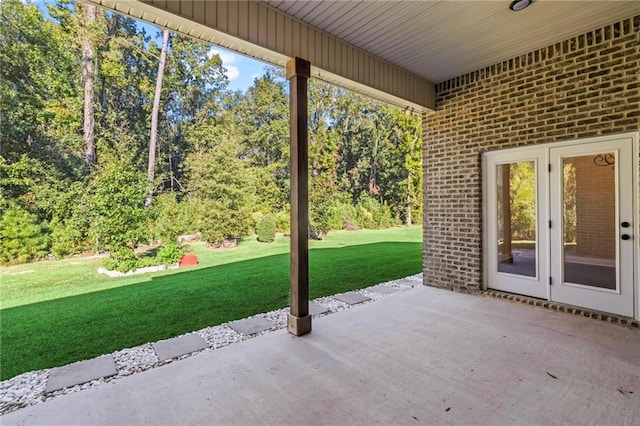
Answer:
484 134 637 317
549 139 634 317
484 147 549 299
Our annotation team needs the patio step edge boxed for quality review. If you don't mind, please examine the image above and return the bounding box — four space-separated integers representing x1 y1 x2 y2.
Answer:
480 290 639 329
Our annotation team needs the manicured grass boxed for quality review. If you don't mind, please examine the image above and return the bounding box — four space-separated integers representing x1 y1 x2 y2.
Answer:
0 227 422 380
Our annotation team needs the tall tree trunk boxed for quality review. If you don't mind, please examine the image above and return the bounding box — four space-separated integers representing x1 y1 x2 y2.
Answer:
146 29 170 207
406 133 418 226
406 179 412 226
81 4 97 164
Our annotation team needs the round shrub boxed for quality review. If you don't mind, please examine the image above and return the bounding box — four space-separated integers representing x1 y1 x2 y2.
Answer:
156 241 184 266
257 215 276 243
102 246 139 272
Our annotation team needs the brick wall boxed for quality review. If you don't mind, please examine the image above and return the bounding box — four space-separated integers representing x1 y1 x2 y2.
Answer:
422 16 639 293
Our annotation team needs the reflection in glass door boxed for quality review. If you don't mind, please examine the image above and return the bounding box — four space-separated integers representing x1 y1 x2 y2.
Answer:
496 162 537 278
562 154 616 289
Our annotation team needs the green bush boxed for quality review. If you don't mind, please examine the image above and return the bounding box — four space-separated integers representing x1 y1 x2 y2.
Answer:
135 255 159 268
195 198 251 245
328 200 358 230
197 202 226 245
148 194 196 242
0 203 50 265
257 215 276 243
102 242 183 272
325 195 393 231
102 246 139 273
156 241 184 266
274 209 290 233
355 194 393 229
310 209 331 236
50 205 92 258
309 172 335 236
88 163 148 251
184 128 255 246
409 206 423 225
50 221 84 258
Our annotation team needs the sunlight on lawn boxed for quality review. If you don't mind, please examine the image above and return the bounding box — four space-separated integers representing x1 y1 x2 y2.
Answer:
0 227 421 310
0 227 422 380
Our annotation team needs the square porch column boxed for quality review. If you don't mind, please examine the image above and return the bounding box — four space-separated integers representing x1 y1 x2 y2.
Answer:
286 57 312 336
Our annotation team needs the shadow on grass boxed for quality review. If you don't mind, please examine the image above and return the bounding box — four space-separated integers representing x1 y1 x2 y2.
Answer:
0 242 421 380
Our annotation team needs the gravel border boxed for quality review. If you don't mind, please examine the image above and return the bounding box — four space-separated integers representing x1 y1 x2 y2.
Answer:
0 274 423 416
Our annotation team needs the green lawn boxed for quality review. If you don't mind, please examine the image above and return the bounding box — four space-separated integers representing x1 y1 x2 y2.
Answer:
0 227 422 380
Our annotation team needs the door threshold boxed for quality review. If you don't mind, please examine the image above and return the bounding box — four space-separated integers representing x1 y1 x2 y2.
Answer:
481 290 638 329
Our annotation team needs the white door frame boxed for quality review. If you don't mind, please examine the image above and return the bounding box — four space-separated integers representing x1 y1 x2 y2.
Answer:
549 139 634 316
482 132 639 320
483 147 549 299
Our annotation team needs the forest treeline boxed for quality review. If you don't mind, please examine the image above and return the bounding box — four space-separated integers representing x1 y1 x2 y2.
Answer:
0 0 422 267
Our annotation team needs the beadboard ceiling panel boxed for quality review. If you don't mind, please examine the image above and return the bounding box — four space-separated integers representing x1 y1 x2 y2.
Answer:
85 1 639 110
89 0 435 110
263 0 640 83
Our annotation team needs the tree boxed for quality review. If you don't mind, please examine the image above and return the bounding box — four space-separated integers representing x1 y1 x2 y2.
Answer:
184 115 254 244
146 29 170 206
308 80 340 234
95 12 155 171
386 107 422 225
0 0 82 166
241 69 290 212
0 0 427 265
509 161 536 240
0 202 50 265
79 2 97 164
152 34 229 195
88 162 148 251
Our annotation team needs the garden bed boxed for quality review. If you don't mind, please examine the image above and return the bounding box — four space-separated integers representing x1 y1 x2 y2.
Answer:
97 264 179 278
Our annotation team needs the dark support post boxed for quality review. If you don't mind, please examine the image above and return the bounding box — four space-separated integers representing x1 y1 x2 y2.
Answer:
286 57 311 336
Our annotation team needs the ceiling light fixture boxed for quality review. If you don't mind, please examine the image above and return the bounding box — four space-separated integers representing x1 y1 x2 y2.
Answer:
509 0 533 11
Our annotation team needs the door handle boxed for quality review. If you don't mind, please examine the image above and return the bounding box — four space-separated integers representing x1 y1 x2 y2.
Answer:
621 221 630 228
621 234 631 241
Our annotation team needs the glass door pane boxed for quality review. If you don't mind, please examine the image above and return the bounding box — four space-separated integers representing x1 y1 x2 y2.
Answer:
562 154 616 289
496 161 536 277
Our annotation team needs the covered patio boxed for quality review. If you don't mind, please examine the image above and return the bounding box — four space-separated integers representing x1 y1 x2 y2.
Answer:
4 1 638 423
3 286 639 425
79 0 640 324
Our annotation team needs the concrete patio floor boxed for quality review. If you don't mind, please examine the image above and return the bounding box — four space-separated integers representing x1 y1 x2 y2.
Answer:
3 286 639 425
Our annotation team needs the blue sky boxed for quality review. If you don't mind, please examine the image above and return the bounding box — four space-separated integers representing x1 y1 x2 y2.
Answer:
139 21 268 93
34 0 267 92
205 48 268 92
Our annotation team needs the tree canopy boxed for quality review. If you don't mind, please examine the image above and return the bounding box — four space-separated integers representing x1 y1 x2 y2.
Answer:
0 0 423 266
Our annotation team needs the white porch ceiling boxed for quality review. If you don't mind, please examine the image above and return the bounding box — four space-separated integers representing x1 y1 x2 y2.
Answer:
263 0 640 83
86 1 639 110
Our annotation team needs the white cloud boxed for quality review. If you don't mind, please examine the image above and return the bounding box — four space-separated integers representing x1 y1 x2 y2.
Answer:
209 48 236 64
225 65 240 80
209 47 241 81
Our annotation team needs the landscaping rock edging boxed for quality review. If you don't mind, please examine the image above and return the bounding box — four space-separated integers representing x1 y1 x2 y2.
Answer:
97 263 179 278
